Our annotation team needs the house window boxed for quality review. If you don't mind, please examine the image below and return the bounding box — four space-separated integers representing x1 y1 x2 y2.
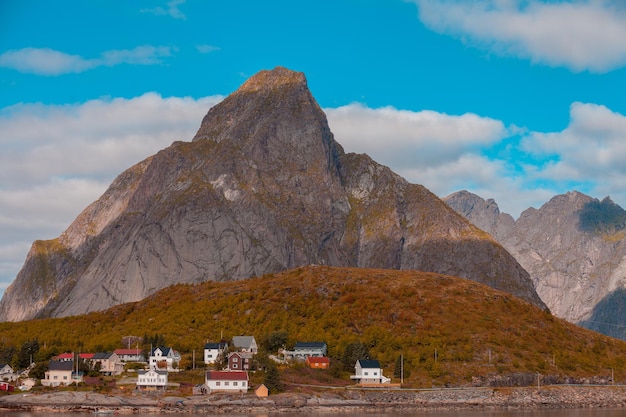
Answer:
364 372 368 376
233 357 238 362
233 364 238 369
216 381 221 386
233 382 238 386
225 381 229 386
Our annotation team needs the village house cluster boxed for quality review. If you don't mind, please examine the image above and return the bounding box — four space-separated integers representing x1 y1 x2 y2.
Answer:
2 335 391 393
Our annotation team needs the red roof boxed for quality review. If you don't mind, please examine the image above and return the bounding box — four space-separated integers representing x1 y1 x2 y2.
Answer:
306 356 330 364
79 353 94 359
56 353 73 360
206 370 249 381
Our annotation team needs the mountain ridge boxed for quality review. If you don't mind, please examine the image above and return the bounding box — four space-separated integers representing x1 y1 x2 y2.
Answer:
0 67 544 321
444 189 626 339
1 266 624 387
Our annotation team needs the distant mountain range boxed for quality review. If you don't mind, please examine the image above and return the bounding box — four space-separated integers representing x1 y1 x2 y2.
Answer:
0 67 543 321
445 190 626 339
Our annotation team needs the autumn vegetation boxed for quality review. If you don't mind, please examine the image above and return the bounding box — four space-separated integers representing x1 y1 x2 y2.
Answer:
1 265 625 388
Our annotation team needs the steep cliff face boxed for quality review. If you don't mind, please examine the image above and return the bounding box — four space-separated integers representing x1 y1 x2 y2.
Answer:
0 67 545 321
445 190 626 338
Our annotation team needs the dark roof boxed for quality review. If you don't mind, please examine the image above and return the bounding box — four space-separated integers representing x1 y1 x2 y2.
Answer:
49 360 74 371
204 342 228 349
357 359 380 369
92 352 113 360
294 342 327 349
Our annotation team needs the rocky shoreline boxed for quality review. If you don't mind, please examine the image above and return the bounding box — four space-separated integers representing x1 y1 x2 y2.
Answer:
2 386 626 414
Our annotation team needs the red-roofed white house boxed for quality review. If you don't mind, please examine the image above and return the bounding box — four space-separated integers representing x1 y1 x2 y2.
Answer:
114 348 146 363
205 370 248 393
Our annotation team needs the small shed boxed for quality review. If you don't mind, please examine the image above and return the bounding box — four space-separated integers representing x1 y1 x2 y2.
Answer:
255 383 269 398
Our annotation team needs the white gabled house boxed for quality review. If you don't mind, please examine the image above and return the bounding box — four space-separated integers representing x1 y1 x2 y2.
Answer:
114 348 146 363
41 360 83 387
232 336 258 353
350 359 391 385
205 370 248 393
149 347 181 371
282 341 327 360
136 369 168 390
91 352 124 376
204 342 228 365
0 364 15 380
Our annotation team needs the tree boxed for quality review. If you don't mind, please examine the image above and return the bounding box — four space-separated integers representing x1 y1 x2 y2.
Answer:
13 339 39 370
263 331 288 353
341 342 370 372
29 361 48 380
394 354 410 380
263 364 283 394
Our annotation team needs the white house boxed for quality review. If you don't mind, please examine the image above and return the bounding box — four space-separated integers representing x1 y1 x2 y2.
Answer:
149 347 181 371
91 352 124 376
282 341 327 360
204 342 228 365
232 336 258 353
114 348 146 363
205 370 248 393
350 359 390 385
136 369 168 390
0 364 15 381
41 360 83 387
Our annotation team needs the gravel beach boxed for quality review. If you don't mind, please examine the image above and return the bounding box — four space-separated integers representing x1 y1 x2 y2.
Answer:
2 386 626 414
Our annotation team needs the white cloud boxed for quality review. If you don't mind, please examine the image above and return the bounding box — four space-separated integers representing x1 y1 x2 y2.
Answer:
0 48 96 75
0 46 175 76
522 102 626 190
0 93 223 294
141 0 187 20
325 103 507 170
413 0 626 72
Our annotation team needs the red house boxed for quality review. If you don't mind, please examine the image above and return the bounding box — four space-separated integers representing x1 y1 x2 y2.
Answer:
0 381 14 392
306 356 330 369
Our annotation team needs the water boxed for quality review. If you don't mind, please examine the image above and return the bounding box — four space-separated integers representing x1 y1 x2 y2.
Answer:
2 410 626 417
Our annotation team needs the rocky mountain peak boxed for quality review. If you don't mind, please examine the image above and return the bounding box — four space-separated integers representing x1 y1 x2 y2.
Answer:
192 66 343 182
0 67 545 321
236 66 306 94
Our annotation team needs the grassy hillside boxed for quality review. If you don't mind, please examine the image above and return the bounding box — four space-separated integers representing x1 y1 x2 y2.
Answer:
2 265 625 387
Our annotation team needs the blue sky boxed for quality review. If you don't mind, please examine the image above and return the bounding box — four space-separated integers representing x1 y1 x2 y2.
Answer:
2 0 626 295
